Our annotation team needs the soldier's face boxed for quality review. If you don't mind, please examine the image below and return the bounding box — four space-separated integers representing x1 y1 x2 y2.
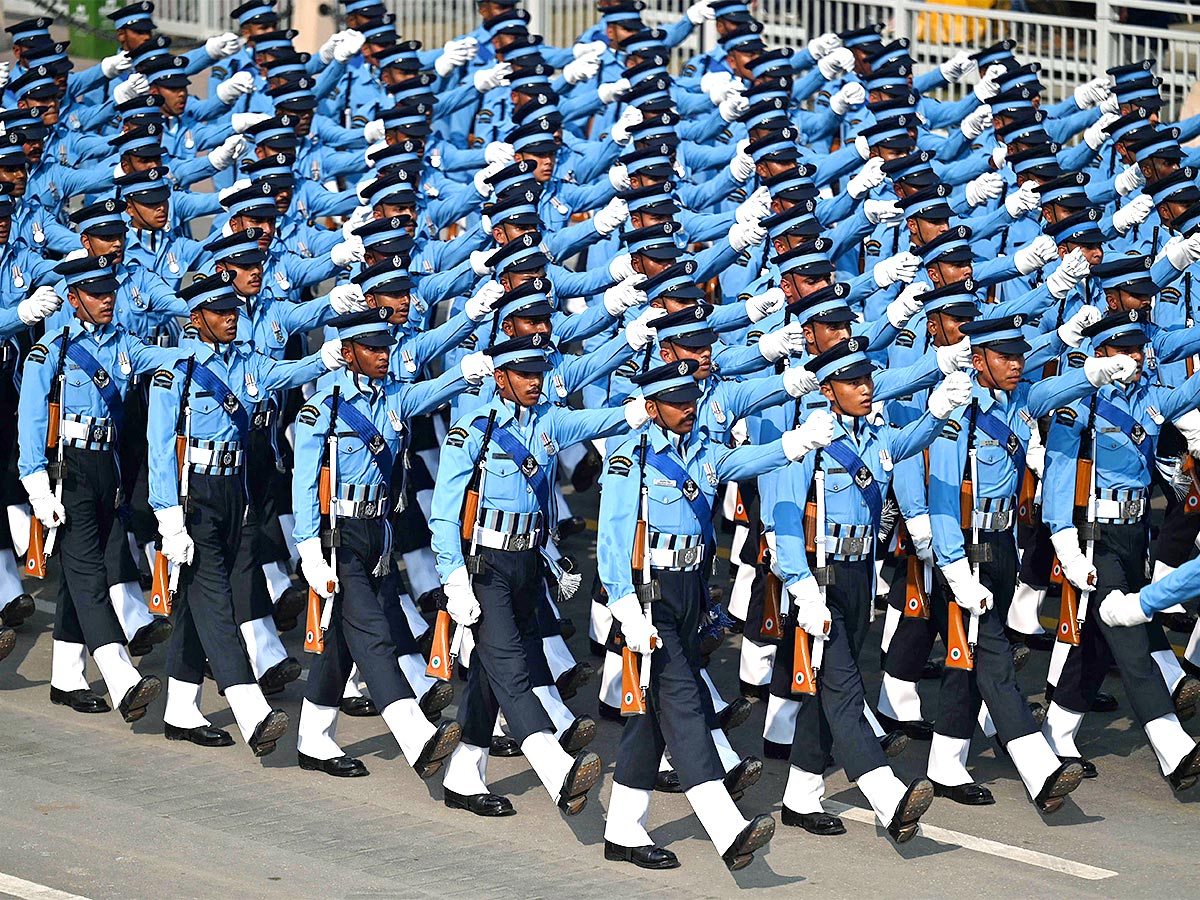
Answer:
124 153 163 173
117 28 153 53
273 187 293 215
973 347 1025 392
0 166 27 198
219 260 263 296
781 272 832 301
907 216 949 246
68 288 115 326
342 339 391 380
235 214 276 248
1104 287 1151 312
1157 198 1191 229
514 150 554 183
82 232 125 266
803 320 852 354
755 158 793 180
633 253 672 279
192 306 239 344
1121 102 1158 124
0 217 10 244
631 211 671 230
290 110 314 137
660 340 712 380
495 367 544 406
21 138 43 166
152 85 187 116
494 221 535 244
928 311 970 346
606 23 638 49
504 314 552 337
19 96 58 126
821 375 874 416
243 22 275 42
126 197 169 230
929 259 971 287
1097 343 1144 382
371 290 411 325
648 397 697 435
1140 156 1179 183
1064 241 1103 266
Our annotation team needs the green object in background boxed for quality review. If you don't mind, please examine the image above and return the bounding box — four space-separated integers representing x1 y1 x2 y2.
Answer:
67 0 119 59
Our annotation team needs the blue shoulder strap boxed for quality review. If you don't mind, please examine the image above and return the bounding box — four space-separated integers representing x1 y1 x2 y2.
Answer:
176 357 249 438
58 336 124 431
471 417 552 540
971 407 1027 478
822 437 883 527
325 394 394 476
1093 396 1155 470
642 446 716 552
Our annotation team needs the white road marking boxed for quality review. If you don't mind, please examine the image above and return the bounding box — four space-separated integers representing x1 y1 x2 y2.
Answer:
0 871 93 900
825 801 1118 881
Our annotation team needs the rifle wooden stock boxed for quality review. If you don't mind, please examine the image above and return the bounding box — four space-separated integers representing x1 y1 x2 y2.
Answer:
303 588 326 654
1041 358 1059 380
1017 467 1038 526
945 604 974 670
632 518 647 573
761 572 784 640
149 550 171 615
903 555 930 619
620 646 646 716
25 518 46 578
460 488 480 542
426 610 453 680
1182 455 1200 514
1057 580 1081 645
1190 356 1196 378
46 400 60 449
1073 457 1093 511
790 625 817 695
803 500 817 553
318 463 331 517
959 477 974 529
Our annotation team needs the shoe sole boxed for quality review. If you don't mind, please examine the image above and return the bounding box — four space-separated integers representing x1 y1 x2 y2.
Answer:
561 718 596 755
560 752 602 814
274 589 307 623
728 815 775 865
416 722 462 779
1038 763 1083 814
720 699 753 733
259 660 303 693
420 682 455 721
1 595 35 628
726 758 763 799
881 732 909 759
556 665 594 701
891 780 934 843
1174 678 1200 721
0 628 15 662
121 678 162 723
1012 645 1031 672
251 711 289 757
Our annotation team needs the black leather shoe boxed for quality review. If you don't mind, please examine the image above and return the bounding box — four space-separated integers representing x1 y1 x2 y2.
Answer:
597 701 625 724
1024 632 1056 652
880 729 909 758
419 681 453 721
444 788 515 817
723 757 763 801
1 593 35 628
1035 760 1083 813
1058 755 1097 779
1172 675 1200 722
557 515 587 539
416 586 444 614
1160 610 1197 633
721 813 775 871
877 712 934 741
559 715 596 754
589 638 606 659
1091 691 1119 713
1011 644 1031 672
490 734 523 757
780 807 846 835
571 446 603 494
118 675 162 723
887 778 934 844
0 625 15 662
273 585 306 631
920 659 944 680
298 751 368 777
557 750 602 815
932 780 995 805
554 662 594 701
128 616 173 657
557 617 576 640
340 696 379 717
414 721 462 778
604 841 680 869
763 738 790 760
248 709 289 757
718 697 753 733
165 722 234 747
1168 742 1200 792
258 657 302 694
740 680 769 702
1028 701 1047 727
50 686 110 713
654 769 682 793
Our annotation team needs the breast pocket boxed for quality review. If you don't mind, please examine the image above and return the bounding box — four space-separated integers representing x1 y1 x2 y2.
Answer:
483 455 523 504
648 482 687 530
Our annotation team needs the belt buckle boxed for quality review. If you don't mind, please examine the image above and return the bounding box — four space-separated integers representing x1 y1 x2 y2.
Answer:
220 450 234 467
680 545 700 567
1121 499 1141 518
842 536 865 556
91 425 107 442
361 500 376 517
509 533 530 552
252 411 266 429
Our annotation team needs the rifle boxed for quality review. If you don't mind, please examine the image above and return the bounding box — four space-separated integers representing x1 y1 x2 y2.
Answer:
1073 396 1099 632
1057 395 1097 645
760 534 785 640
793 453 829 694
622 433 660 715
305 387 341 654
904 553 931 619
28 327 70 578
948 402 984 671
151 357 194 615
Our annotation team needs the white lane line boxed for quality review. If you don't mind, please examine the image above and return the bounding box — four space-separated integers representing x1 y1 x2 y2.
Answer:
0 872 93 900
825 801 1118 882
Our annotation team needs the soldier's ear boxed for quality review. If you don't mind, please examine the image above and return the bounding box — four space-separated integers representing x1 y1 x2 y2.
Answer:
645 397 658 422
659 343 674 363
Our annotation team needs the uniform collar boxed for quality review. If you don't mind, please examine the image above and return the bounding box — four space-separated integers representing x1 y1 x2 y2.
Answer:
67 315 119 344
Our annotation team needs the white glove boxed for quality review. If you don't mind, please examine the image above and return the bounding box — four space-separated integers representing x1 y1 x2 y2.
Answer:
328 284 366 314
1100 92 1121 115
216 71 255 104
701 71 733 97
206 135 245 171
112 73 150 104
231 112 270 133
719 93 749 123
206 32 241 61
155 505 194 566
965 171 1004 208
22 472 65 529
865 199 902 225
886 280 930 326
735 185 771 224
1047 249 1092 302
1049 528 1095 592
298 537 337 600
573 40 607 59
974 64 1005 102
746 286 785 323
484 141 514 167
1057 302 1100 347
1074 76 1112 110
729 142 755 182
1162 233 1200 270
1027 443 1046 479
318 34 340 65
473 160 504 198
687 0 715 24
991 144 1008 171
1083 354 1138 387
597 78 631 104
847 156 885 199
343 207 372 240
1004 182 1041 219
1115 163 1144 197
360 119 386 144
436 38 475 75
604 277 645 316
817 47 855 81
17 285 60 325
937 337 972 374
611 106 643 145
808 32 842 60
875 251 921 289
788 578 831 636
783 363 819 398
939 50 975 84
1099 590 1152 627
0 62 10 91
961 104 993 141
474 63 512 93
1013 234 1057 275
563 54 600 85
593 197 629 236
320 339 346 371
460 351 495 385
624 306 664 351
610 594 657 655
1112 194 1153 235
907 514 935 564
1084 111 1119 151
609 163 631 191
758 322 805 362
470 250 494 276
940 556 992 614
728 220 766 252
334 30 365 63
101 51 132 79
624 391 651 429
855 134 870 160
609 253 636 281
708 75 744 105
465 280 505 322
929 371 973 419
783 409 835 460
330 237 365 268
829 81 866 116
